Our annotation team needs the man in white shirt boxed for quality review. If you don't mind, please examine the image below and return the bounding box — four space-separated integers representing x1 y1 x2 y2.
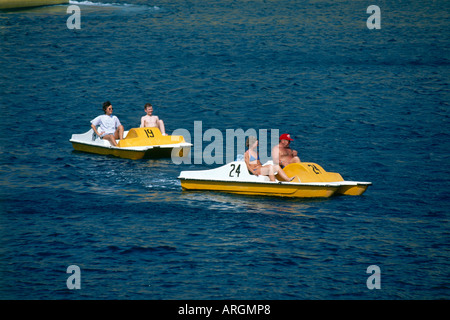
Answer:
90 101 124 147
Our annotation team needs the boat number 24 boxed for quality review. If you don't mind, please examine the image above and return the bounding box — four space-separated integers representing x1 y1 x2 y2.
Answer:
229 164 241 177
308 164 322 174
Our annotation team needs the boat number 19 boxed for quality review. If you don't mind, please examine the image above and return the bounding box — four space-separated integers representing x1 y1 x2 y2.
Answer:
229 164 241 177
144 129 155 138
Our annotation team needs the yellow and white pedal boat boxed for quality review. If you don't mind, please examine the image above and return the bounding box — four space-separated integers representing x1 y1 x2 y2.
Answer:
178 161 371 198
70 127 192 160
0 0 68 10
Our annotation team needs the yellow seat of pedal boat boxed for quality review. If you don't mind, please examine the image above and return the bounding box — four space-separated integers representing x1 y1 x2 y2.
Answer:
281 162 344 183
117 127 186 148
280 162 371 196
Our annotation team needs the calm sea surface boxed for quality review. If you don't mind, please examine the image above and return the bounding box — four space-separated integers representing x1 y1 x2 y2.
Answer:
0 0 449 300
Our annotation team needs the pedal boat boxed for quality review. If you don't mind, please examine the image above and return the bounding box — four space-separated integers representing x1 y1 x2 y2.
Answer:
178 161 371 198
70 127 192 160
0 0 68 10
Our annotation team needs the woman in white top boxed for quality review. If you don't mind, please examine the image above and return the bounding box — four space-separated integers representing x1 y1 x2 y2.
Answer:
90 101 124 147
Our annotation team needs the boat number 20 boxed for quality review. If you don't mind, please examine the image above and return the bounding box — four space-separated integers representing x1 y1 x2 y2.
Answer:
144 129 155 138
229 164 241 177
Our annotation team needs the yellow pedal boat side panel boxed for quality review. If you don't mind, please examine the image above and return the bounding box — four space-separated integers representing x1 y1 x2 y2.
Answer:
72 142 147 160
180 179 339 198
0 0 68 9
334 183 370 196
118 128 186 148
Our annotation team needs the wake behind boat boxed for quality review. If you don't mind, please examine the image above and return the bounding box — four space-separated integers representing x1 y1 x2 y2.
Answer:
178 161 371 198
70 127 192 160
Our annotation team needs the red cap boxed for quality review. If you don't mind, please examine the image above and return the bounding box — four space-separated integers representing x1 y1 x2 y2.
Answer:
280 133 294 141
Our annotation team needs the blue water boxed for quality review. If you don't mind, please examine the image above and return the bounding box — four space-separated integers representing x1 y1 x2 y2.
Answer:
0 0 449 300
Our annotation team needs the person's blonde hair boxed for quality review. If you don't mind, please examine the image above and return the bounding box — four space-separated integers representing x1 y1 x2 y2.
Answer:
246 136 257 149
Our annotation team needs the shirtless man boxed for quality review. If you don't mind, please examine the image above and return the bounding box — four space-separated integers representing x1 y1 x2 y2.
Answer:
272 133 301 168
140 103 166 135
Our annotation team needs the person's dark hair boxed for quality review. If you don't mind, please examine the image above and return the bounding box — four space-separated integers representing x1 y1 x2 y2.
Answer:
102 101 112 113
144 103 153 109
